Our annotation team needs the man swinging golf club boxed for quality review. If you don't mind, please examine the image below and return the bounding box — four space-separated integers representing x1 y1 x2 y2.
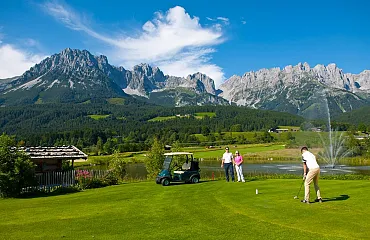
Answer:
301 146 323 204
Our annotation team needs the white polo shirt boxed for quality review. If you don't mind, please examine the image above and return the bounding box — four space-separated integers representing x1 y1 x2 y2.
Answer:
223 152 233 163
302 151 320 169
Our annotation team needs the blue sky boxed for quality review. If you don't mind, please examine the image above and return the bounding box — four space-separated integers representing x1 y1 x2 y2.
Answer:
0 0 369 86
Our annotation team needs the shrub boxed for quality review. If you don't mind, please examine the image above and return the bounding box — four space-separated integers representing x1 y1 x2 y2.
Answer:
86 178 108 189
0 134 36 198
108 150 127 181
145 138 165 179
50 185 80 194
103 170 119 185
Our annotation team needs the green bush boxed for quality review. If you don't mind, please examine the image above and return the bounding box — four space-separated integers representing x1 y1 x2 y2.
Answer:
108 150 127 181
50 186 80 194
86 178 109 189
103 171 119 185
0 134 37 198
145 138 165 179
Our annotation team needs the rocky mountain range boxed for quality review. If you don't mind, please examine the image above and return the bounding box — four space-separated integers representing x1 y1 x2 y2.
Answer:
1 48 370 118
0 48 226 106
219 63 370 118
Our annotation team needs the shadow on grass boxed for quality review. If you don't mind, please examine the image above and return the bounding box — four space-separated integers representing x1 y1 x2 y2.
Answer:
164 180 218 186
18 187 81 199
322 195 350 202
245 178 262 182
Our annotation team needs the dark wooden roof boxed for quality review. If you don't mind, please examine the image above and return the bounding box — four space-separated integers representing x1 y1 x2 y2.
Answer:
19 146 88 161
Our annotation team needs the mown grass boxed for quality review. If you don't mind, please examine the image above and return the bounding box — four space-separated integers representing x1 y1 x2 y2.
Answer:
88 114 111 120
191 131 349 149
74 152 146 167
192 132 261 142
81 142 369 166
189 144 286 159
194 112 216 119
148 112 215 122
107 98 125 105
79 144 291 167
81 100 91 104
148 116 177 122
278 125 300 130
0 179 369 239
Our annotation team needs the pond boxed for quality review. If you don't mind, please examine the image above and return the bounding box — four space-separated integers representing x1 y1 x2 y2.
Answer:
80 161 370 179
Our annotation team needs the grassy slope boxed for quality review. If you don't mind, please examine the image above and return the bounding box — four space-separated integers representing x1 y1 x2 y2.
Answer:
188 144 286 158
148 112 215 122
81 144 317 166
88 114 111 120
193 131 341 148
107 98 125 105
148 116 177 122
0 180 369 239
194 112 216 119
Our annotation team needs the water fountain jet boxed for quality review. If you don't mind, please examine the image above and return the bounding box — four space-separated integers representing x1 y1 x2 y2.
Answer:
318 94 352 168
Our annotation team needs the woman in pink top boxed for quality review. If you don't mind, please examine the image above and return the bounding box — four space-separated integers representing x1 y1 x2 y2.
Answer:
234 151 245 182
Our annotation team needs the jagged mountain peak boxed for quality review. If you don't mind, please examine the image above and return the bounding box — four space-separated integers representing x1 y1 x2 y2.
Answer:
218 62 370 118
184 72 216 95
187 72 208 78
95 55 109 65
1 48 126 105
186 72 213 83
133 63 163 78
313 63 341 72
2 47 369 112
134 63 151 71
1 48 221 106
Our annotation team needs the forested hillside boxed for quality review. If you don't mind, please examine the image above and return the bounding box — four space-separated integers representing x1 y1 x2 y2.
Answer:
334 106 370 126
0 103 304 152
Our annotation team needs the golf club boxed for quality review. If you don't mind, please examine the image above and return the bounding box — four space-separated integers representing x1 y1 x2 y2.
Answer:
294 179 304 199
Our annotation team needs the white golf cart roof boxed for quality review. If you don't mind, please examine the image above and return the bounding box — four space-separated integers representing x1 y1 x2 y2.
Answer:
164 152 193 156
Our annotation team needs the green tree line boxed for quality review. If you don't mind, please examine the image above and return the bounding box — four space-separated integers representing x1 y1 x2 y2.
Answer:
0 103 305 151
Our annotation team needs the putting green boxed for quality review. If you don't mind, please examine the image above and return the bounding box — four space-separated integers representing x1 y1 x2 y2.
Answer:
0 179 369 239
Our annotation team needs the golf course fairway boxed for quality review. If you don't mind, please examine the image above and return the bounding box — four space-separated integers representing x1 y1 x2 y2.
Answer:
0 179 369 239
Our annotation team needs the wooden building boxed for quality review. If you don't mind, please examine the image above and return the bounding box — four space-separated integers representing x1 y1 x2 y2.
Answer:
19 146 88 173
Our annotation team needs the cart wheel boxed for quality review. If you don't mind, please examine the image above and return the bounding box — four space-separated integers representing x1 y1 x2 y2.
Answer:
191 176 199 184
161 178 170 186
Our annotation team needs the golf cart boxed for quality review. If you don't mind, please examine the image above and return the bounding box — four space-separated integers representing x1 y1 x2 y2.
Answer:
156 152 200 186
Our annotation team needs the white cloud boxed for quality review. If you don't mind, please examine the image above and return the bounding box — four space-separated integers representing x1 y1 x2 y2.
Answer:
142 21 156 32
157 48 224 85
42 2 118 46
42 2 228 86
241 20 247 25
24 38 38 47
217 17 230 25
24 38 40 47
217 17 229 21
0 43 46 78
